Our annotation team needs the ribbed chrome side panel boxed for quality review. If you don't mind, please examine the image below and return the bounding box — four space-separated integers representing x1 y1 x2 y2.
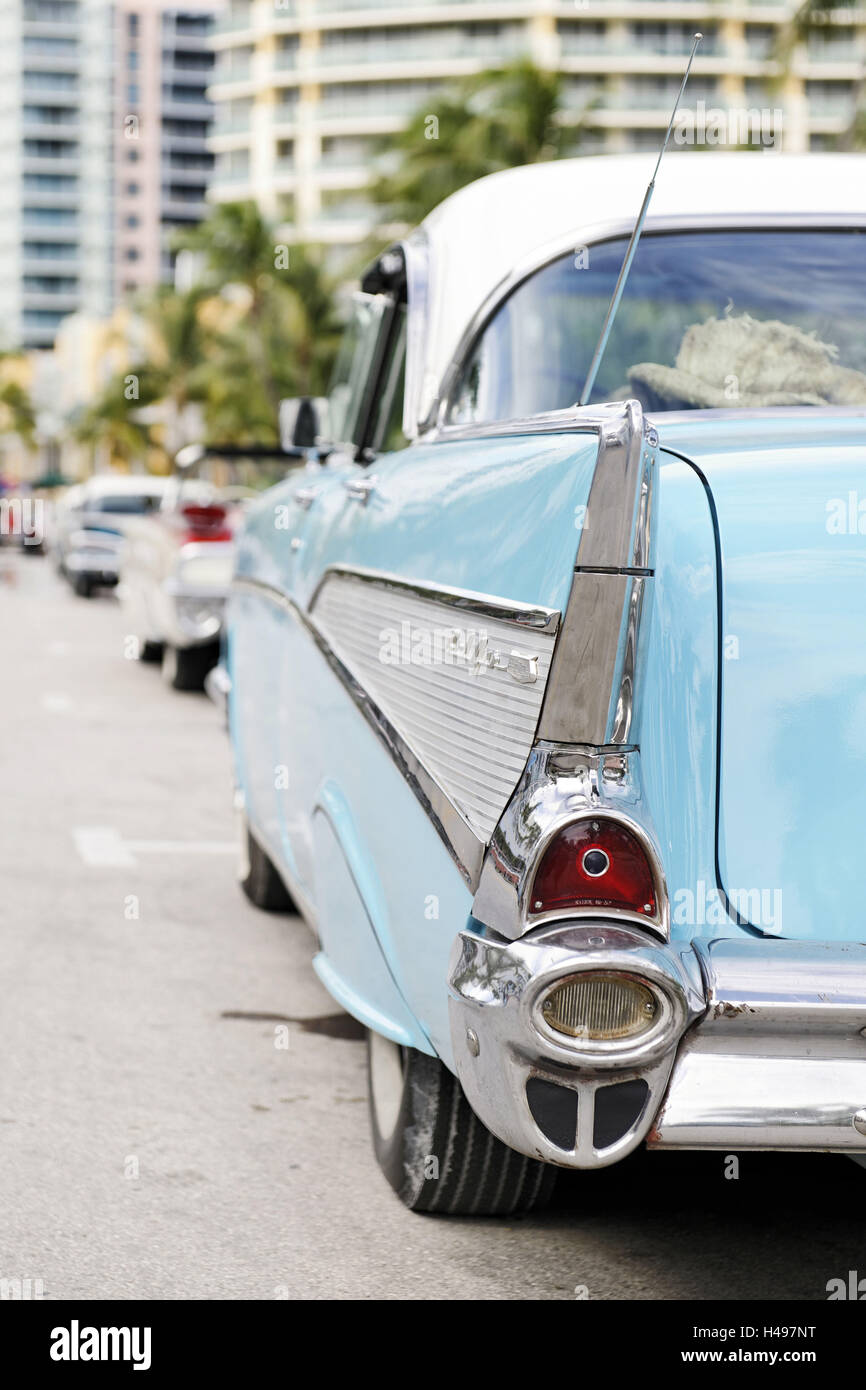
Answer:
312 572 558 842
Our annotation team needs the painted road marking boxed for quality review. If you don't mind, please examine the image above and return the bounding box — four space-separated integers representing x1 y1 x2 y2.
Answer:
74 827 235 867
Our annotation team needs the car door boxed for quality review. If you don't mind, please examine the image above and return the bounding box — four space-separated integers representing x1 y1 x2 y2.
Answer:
282 279 603 1064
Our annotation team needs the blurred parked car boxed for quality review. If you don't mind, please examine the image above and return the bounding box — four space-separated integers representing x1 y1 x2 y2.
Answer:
226 153 866 1215
120 474 240 690
54 475 167 598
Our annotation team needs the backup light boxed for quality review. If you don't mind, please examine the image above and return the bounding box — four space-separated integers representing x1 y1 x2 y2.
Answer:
540 972 658 1042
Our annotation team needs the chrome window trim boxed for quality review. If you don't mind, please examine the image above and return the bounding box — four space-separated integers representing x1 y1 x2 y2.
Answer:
425 212 866 438
232 571 566 889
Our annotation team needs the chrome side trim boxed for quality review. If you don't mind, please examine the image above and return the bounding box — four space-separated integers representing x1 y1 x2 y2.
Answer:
472 742 669 941
308 563 560 635
448 921 704 1170
233 573 488 887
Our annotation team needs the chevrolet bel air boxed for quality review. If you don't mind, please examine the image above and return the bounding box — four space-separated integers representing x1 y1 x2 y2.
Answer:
226 153 866 1214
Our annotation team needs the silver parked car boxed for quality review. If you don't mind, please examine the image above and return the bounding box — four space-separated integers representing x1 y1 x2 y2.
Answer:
54 475 167 598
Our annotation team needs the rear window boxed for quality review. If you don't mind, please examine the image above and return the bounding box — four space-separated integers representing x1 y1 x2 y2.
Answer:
90 493 160 514
448 228 866 421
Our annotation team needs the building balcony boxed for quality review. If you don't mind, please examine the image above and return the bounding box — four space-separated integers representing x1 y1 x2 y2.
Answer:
313 35 528 69
22 289 80 311
211 63 253 86
211 113 252 136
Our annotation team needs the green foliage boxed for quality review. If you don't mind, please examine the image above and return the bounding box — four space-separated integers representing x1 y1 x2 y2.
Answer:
775 1 866 148
369 61 576 227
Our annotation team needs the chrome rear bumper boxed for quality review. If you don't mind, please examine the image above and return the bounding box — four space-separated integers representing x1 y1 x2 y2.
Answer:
448 927 866 1169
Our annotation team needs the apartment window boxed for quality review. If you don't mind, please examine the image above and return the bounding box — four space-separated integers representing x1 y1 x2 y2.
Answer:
23 139 78 157
128 83 140 104
175 14 210 36
23 2 79 21
23 206 77 223
22 309 66 327
127 149 140 161
170 51 212 71
124 247 140 261
166 151 211 170
22 240 77 259
125 181 140 195
629 23 717 56
23 105 78 125
745 25 775 60
557 22 607 56
125 214 140 227
128 51 139 70
23 71 78 90
22 36 77 54
23 275 77 293
806 79 856 112
22 173 77 191
162 118 208 138
320 135 370 167
127 13 139 36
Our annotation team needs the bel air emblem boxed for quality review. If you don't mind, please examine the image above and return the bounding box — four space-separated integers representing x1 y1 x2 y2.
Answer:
482 648 539 684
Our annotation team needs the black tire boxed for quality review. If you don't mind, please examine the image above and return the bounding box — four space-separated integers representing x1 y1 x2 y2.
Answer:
161 641 217 692
239 827 295 912
367 1031 556 1216
72 574 93 598
138 639 163 664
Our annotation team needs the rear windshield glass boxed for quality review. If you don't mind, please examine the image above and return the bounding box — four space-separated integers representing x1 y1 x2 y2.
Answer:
448 229 866 420
89 494 160 514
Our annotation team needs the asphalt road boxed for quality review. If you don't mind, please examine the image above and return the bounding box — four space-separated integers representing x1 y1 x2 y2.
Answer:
1 548 864 1302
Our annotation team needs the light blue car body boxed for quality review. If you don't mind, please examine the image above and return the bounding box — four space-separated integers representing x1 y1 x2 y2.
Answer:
228 410 866 1071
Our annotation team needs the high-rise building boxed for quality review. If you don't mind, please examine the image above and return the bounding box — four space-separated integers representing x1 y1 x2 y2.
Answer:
0 0 115 350
115 0 219 299
0 0 219 353
207 1 865 251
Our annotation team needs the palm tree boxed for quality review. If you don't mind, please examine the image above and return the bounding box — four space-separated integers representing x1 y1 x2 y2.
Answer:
72 372 156 471
0 376 36 448
369 60 579 228
175 203 340 424
776 2 866 149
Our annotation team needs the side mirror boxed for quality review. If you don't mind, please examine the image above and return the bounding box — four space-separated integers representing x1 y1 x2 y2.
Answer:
279 397 329 452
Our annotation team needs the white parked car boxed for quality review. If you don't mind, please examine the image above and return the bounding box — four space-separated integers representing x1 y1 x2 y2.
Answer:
119 475 239 690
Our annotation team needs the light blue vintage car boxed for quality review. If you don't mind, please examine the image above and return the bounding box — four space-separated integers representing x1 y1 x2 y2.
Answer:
226 152 866 1215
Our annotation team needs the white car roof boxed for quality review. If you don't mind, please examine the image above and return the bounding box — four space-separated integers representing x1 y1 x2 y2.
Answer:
407 152 866 431
81 474 167 497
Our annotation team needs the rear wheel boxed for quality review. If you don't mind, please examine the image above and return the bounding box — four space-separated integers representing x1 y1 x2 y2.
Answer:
138 639 163 664
72 574 92 598
239 823 295 913
161 641 217 692
367 1031 556 1216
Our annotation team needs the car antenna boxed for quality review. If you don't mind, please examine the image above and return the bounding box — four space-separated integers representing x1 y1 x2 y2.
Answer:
579 32 702 407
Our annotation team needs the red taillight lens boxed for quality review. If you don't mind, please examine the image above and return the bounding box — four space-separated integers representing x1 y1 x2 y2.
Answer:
180 504 232 542
530 819 657 918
